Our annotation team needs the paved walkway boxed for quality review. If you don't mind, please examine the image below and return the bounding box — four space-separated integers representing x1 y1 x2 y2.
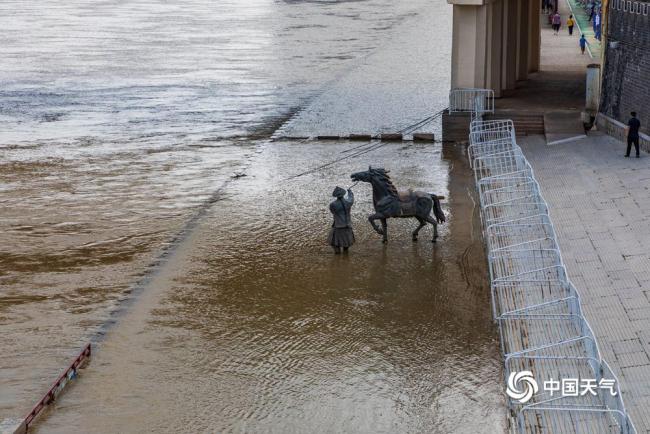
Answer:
495 0 592 114
565 0 602 58
520 132 650 433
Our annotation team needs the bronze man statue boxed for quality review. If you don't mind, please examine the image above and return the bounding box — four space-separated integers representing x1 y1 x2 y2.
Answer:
328 186 355 254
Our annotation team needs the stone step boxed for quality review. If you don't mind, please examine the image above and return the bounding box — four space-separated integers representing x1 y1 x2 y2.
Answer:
486 112 545 135
442 110 546 142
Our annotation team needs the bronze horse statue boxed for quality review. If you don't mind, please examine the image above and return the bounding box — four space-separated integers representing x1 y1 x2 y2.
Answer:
351 167 445 243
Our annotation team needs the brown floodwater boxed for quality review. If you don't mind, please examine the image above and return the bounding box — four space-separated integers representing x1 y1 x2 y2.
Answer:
34 141 505 433
1 0 506 431
1 0 445 423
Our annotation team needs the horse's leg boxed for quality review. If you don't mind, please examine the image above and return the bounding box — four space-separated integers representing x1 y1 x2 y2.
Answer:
424 215 439 243
412 217 426 241
368 213 384 236
381 218 388 243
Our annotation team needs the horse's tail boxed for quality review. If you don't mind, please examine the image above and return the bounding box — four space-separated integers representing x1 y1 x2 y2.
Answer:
430 194 446 223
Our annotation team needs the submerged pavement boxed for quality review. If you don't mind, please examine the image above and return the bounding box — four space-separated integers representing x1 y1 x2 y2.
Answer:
36 141 506 433
0 0 438 420
0 0 452 425
275 5 450 139
0 1 509 431
520 132 650 433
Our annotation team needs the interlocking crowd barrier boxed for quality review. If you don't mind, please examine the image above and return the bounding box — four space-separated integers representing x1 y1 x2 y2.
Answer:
452 88 637 434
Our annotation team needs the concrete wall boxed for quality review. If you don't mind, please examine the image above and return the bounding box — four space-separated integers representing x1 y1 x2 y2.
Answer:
600 0 650 134
450 3 488 89
449 0 541 96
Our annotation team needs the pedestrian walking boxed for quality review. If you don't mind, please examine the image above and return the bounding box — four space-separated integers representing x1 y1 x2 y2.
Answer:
625 111 642 158
552 12 562 35
579 34 589 54
567 15 575 35
327 186 355 254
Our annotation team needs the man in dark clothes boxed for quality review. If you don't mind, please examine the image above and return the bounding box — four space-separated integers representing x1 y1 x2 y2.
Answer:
625 111 642 158
328 186 355 254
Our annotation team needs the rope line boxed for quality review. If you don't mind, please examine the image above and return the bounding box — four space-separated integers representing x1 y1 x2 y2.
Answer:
285 142 387 180
286 107 448 180
398 107 447 135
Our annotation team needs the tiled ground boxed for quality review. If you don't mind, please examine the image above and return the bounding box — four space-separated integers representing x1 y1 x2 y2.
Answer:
520 132 650 433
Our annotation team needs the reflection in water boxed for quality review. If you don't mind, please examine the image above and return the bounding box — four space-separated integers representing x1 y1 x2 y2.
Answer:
38 142 505 433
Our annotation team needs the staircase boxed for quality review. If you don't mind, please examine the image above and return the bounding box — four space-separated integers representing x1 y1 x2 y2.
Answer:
485 110 545 136
442 109 545 142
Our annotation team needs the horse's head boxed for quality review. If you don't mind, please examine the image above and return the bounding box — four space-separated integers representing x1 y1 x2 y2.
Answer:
351 167 398 201
350 169 371 183
351 166 389 183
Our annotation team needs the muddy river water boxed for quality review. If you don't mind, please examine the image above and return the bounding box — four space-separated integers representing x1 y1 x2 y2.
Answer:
1 0 505 432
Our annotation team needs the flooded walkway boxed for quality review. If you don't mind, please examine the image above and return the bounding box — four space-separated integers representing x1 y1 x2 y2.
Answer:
275 6 451 138
0 0 439 419
1 0 506 432
37 141 505 433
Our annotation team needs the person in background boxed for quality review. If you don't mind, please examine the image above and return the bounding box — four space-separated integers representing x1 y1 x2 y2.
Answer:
625 112 642 158
552 12 562 35
567 14 575 35
579 34 589 54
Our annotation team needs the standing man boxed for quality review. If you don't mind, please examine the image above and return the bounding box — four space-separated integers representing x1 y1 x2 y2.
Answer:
625 112 642 158
328 186 355 254
567 14 575 35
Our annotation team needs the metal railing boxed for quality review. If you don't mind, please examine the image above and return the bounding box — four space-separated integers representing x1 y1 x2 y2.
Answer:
460 88 637 434
449 88 495 118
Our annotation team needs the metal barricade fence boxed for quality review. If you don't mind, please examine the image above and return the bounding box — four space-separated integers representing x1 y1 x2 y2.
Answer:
465 110 637 433
449 88 495 115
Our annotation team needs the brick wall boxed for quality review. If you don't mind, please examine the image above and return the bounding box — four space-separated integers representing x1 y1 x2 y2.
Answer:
600 0 650 134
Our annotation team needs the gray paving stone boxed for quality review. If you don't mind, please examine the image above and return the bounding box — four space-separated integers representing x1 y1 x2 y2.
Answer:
612 338 645 355
617 351 650 368
608 270 642 291
619 295 650 312
618 287 647 300
520 132 650 432
626 255 650 276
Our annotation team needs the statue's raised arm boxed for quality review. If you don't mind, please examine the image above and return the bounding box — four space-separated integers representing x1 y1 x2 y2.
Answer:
345 189 354 206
